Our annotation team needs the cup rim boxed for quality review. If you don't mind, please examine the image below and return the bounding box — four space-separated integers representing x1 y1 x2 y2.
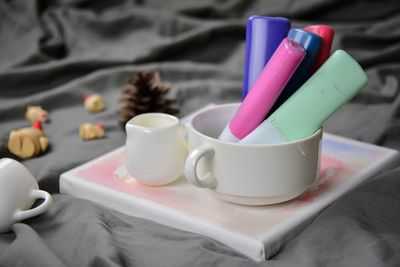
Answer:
189 103 322 147
126 113 179 131
0 158 12 169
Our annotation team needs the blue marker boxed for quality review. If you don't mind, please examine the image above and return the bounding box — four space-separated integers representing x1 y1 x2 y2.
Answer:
242 16 290 100
268 28 322 115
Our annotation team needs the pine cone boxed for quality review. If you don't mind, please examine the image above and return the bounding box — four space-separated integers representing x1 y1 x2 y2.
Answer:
118 71 179 125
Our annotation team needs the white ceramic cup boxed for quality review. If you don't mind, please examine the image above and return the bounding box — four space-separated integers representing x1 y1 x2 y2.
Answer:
184 103 322 205
125 113 187 186
0 158 53 233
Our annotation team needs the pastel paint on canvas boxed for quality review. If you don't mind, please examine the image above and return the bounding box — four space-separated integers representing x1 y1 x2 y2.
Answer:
74 135 390 236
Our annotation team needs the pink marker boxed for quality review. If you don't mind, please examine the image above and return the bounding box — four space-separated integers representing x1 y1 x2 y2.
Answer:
219 38 305 142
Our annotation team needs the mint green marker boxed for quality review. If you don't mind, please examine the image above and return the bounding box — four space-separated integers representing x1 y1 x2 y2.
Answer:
240 50 368 144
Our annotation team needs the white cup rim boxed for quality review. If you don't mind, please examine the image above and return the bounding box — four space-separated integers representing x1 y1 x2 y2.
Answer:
0 158 12 169
126 113 179 131
189 103 322 148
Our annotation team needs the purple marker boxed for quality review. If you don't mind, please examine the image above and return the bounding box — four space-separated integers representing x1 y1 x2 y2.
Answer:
242 16 290 100
219 38 306 142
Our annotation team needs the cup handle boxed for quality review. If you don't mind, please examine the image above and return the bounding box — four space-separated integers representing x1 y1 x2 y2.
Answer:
184 145 217 188
13 189 53 222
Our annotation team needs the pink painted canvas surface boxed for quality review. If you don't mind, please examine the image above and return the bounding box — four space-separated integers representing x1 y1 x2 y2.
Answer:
68 133 397 237
60 130 399 261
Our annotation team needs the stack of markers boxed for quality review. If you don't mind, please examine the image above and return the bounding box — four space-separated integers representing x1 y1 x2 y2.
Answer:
218 16 368 144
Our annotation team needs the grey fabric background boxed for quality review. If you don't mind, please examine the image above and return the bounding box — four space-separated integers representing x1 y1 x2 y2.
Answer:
1 0 400 266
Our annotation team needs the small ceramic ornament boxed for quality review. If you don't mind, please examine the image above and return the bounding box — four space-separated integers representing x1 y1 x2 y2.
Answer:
25 106 48 122
8 121 49 159
84 95 105 113
79 123 105 140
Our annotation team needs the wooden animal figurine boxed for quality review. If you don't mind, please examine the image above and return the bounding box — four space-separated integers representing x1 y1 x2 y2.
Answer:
8 121 49 159
79 123 105 140
25 106 48 122
84 95 105 113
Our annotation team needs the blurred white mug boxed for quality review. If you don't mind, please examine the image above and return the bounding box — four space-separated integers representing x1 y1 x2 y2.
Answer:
0 158 52 233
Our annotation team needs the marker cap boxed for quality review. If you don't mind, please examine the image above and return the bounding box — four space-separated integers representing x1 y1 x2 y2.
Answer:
242 16 290 99
227 38 305 140
243 50 367 144
304 25 335 74
269 28 322 114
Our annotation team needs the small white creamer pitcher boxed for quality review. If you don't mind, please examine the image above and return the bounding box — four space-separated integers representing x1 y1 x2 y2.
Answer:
125 113 187 186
